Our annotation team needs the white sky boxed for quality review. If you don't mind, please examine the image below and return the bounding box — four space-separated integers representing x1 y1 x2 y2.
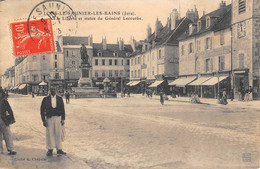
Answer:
0 0 231 74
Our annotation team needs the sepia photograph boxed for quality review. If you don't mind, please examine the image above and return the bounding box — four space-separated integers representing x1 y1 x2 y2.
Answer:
0 0 260 168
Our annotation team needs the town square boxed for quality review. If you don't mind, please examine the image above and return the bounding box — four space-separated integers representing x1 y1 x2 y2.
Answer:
0 0 260 168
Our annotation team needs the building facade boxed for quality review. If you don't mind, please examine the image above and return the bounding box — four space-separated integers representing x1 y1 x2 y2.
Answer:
129 8 193 92
178 2 232 98
92 37 132 91
231 0 260 100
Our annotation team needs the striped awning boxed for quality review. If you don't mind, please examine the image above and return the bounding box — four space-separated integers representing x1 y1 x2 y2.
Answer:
169 76 197 87
18 84 27 90
130 81 141 86
201 76 228 86
188 77 212 86
149 80 164 88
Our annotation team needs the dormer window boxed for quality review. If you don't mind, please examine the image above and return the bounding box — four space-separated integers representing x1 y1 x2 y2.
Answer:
189 24 193 35
206 16 211 28
113 52 118 57
97 51 102 57
197 20 201 32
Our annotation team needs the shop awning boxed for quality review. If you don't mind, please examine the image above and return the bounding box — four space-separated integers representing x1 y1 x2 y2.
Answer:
39 81 47 86
169 76 197 87
13 85 20 90
188 77 212 86
149 80 164 88
126 81 134 85
130 81 141 86
18 84 27 90
201 76 228 86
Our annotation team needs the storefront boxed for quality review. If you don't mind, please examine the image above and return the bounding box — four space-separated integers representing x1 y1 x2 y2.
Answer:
65 79 78 91
50 79 65 95
201 75 230 98
38 81 48 96
169 76 197 97
18 84 27 95
233 70 249 100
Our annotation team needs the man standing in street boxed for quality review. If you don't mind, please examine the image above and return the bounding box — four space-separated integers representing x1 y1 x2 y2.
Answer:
40 87 66 156
0 87 17 155
65 91 70 104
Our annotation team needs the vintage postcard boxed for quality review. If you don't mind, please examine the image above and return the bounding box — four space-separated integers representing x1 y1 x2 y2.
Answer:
0 0 260 168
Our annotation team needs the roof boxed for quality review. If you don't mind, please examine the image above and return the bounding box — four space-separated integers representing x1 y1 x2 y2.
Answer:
92 43 133 58
55 41 62 52
130 17 192 57
63 36 89 45
179 4 231 40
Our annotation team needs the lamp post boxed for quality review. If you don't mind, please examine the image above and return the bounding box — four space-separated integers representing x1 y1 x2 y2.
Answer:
217 71 221 103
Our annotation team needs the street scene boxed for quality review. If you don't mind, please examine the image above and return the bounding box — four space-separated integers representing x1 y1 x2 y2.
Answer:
0 93 259 169
1 0 260 168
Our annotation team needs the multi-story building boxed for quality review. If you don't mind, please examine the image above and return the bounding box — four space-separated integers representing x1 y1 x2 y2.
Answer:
92 37 132 91
129 8 194 92
14 41 63 94
231 0 260 100
177 0 260 100
177 2 232 98
1 66 15 89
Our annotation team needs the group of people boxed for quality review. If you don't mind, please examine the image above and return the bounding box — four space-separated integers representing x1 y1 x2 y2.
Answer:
239 86 253 101
0 86 67 157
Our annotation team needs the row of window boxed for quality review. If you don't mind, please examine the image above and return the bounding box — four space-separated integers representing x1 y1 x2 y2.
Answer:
95 59 129 66
131 49 163 66
33 55 58 61
94 70 125 78
203 54 244 73
181 37 213 56
131 66 155 78
22 73 59 82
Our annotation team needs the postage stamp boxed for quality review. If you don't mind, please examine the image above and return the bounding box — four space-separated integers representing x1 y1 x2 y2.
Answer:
10 18 55 57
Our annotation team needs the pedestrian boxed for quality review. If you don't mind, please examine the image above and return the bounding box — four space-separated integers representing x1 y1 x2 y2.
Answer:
65 91 70 104
249 86 253 101
159 90 164 105
40 87 66 156
220 89 228 105
127 88 130 97
0 87 17 155
32 92 35 98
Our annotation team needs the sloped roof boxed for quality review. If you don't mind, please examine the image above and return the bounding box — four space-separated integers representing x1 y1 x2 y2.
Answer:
93 43 133 58
213 8 231 31
55 41 62 52
63 36 89 45
180 4 231 40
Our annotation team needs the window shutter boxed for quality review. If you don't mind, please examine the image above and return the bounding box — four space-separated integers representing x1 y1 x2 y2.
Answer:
204 60 207 72
210 38 212 49
210 59 213 71
205 38 207 50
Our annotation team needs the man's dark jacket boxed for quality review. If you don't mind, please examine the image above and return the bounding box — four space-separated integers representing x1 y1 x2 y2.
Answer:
40 95 65 122
0 98 15 126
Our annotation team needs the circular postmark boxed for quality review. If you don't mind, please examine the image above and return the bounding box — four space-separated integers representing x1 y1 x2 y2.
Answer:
27 0 78 45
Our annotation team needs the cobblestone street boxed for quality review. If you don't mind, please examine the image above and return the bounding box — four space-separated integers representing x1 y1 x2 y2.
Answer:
0 94 260 169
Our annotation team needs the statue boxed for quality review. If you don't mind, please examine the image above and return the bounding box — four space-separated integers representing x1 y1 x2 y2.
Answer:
80 44 89 64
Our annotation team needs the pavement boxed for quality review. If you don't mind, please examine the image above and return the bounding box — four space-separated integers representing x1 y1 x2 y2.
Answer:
0 93 259 169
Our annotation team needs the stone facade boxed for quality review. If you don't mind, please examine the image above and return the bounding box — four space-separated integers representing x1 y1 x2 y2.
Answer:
231 0 260 99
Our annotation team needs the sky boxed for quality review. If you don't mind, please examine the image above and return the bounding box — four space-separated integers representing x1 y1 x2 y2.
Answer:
0 0 231 74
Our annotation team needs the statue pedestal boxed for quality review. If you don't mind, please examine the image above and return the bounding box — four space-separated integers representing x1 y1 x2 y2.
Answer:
72 63 101 98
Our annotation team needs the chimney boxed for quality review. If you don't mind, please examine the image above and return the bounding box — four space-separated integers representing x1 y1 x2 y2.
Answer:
129 36 136 52
155 18 163 37
219 1 226 8
119 38 124 51
88 35 93 46
170 9 179 30
102 37 107 50
147 25 152 40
